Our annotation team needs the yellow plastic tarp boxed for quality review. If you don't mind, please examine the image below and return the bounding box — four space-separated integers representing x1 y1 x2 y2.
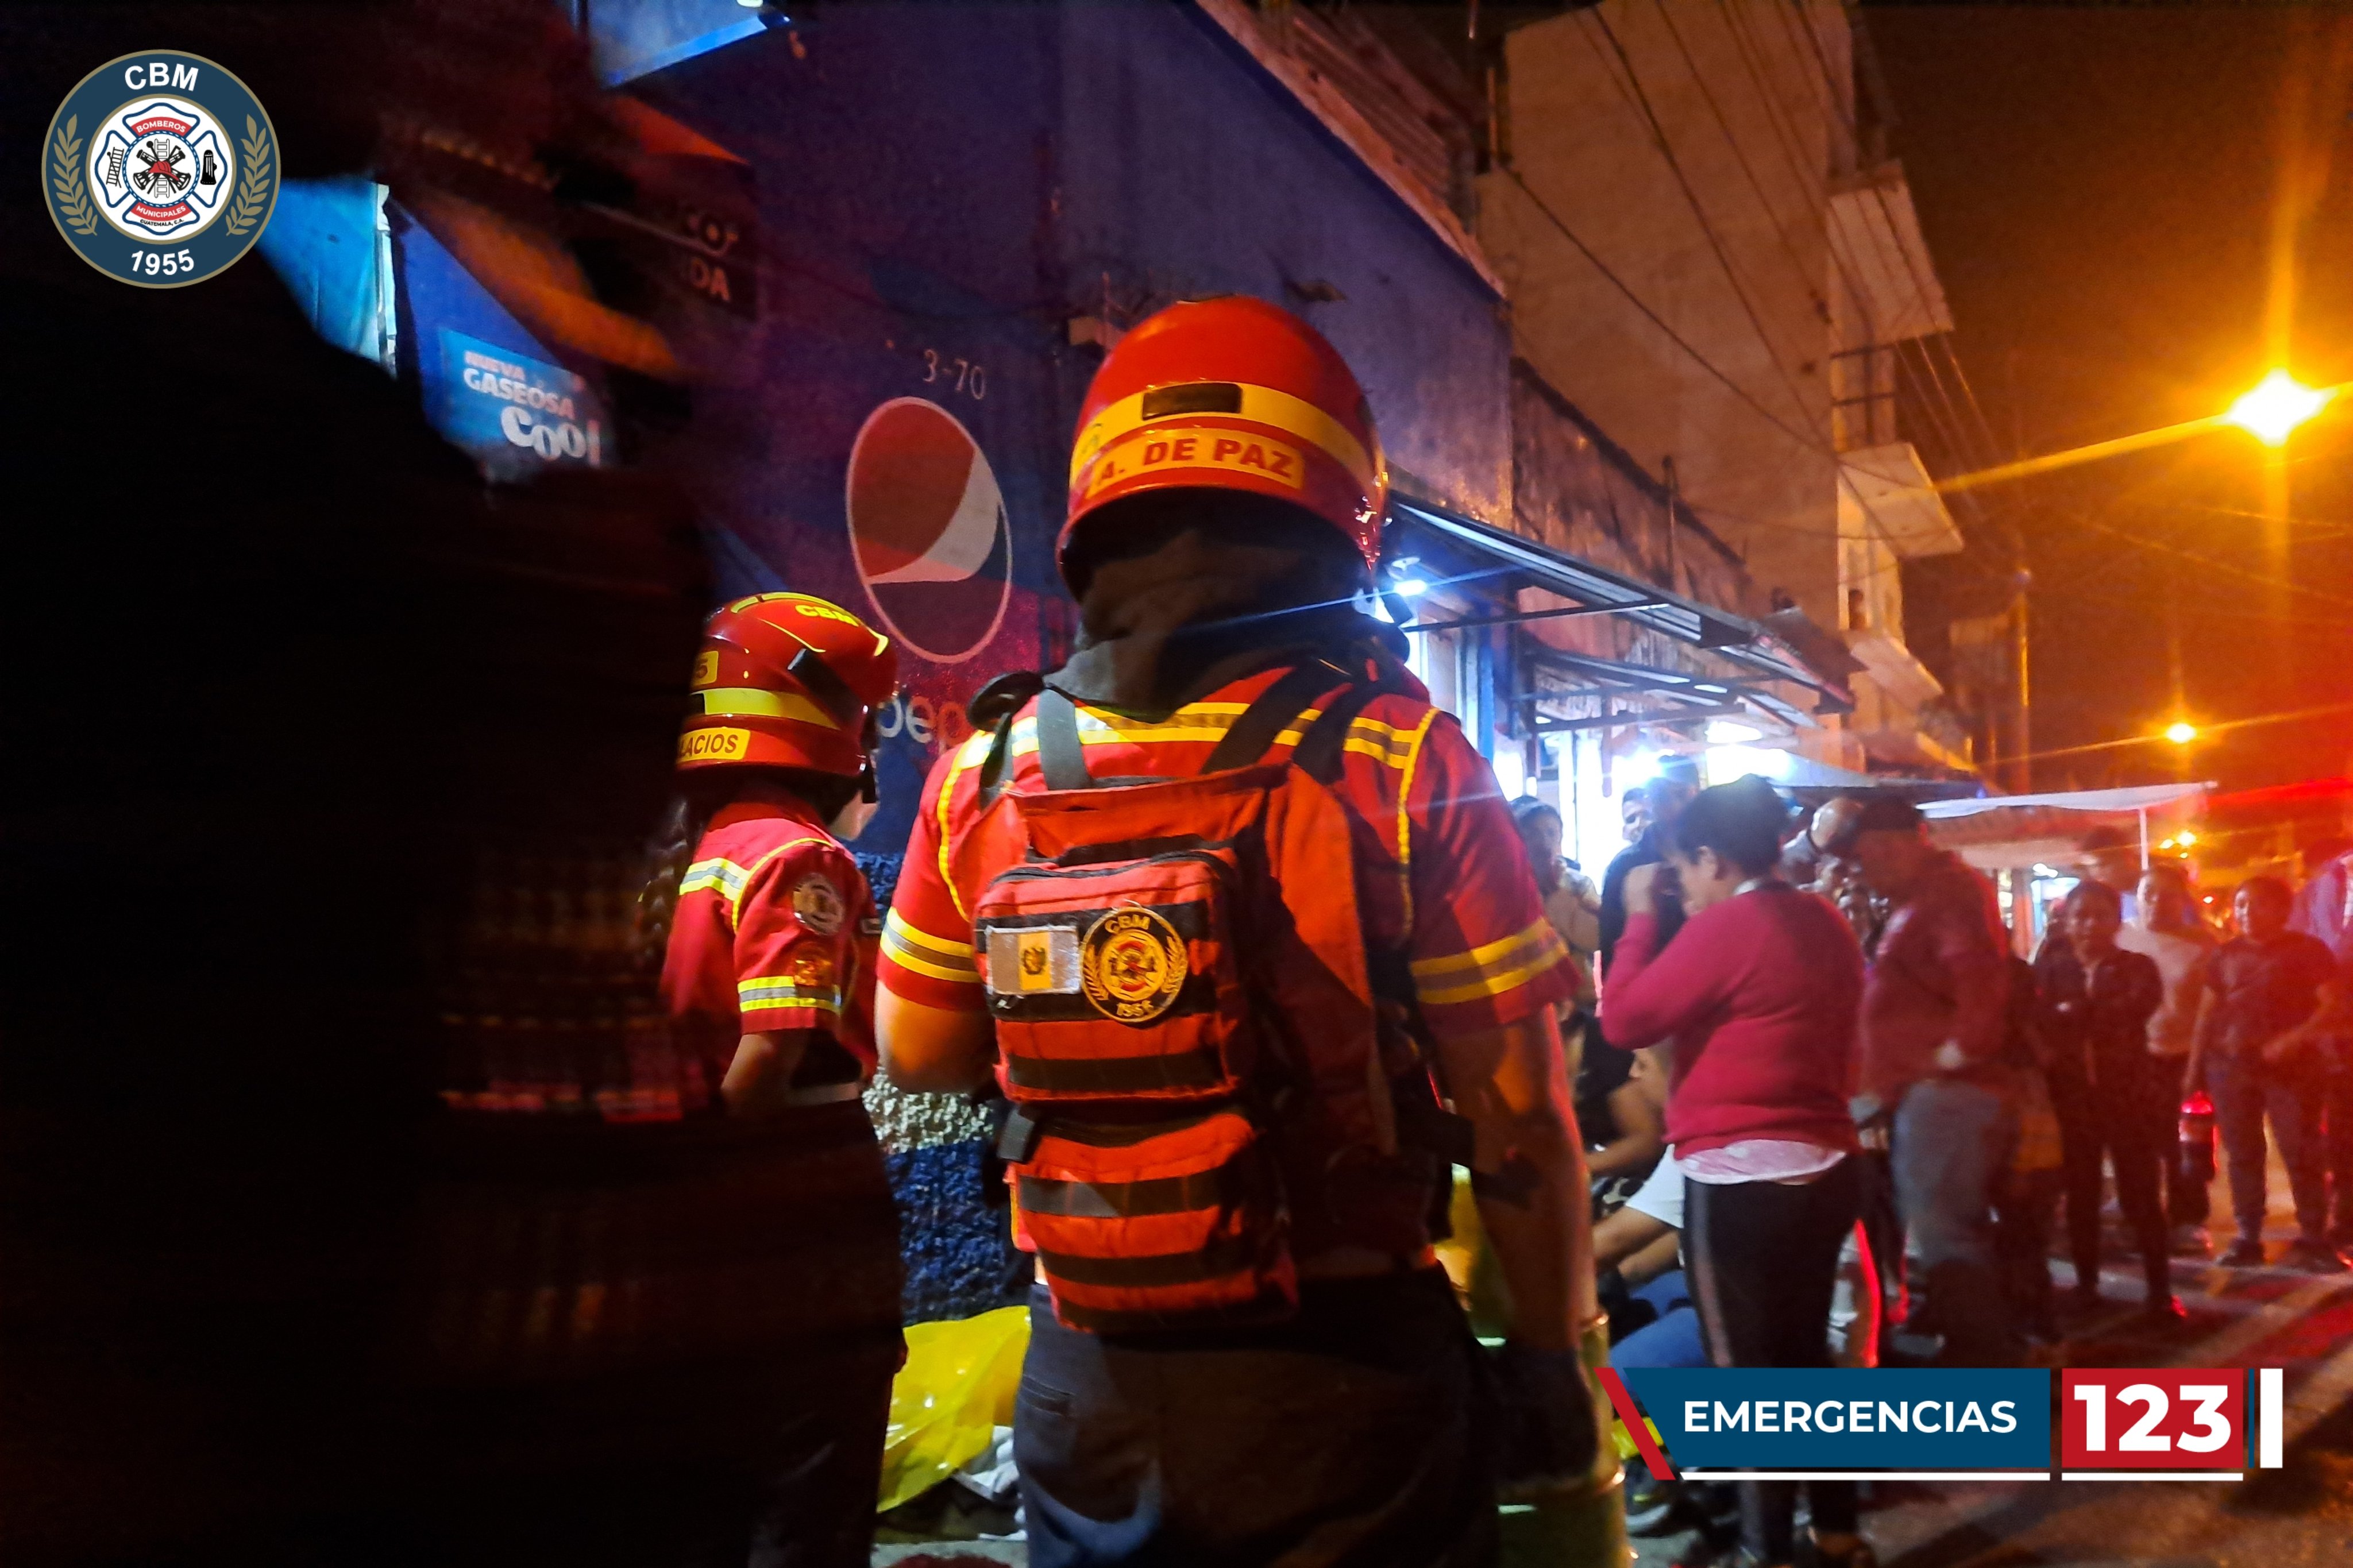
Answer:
876 1304 1032 1512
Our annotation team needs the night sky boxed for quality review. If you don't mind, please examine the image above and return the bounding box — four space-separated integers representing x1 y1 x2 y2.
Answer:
1866 4 2353 792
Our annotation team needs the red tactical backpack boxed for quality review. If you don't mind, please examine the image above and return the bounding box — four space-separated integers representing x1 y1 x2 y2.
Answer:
961 661 1463 1333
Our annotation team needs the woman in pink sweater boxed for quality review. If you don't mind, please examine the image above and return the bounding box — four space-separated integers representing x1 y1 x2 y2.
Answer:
1602 775 1869 1568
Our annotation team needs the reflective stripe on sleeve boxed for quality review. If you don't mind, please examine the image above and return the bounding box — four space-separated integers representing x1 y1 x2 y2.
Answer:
881 908 981 986
736 976 844 1017
677 837 831 930
1409 918 1569 1007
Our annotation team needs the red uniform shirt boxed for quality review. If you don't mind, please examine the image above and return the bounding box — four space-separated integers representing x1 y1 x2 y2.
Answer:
877 666 1570 1041
661 794 878 1077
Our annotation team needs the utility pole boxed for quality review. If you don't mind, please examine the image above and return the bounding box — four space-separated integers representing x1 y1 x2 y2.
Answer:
2011 559 2032 794
2003 348 2032 795
1662 454 1681 594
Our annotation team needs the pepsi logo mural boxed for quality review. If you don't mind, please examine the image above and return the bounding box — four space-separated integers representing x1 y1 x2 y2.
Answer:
845 397 1013 664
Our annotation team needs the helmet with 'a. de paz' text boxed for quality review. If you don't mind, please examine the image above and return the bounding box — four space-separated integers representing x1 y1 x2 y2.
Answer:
1062 296 1387 581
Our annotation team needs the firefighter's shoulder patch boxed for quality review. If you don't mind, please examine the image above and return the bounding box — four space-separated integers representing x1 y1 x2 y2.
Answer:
790 871 846 936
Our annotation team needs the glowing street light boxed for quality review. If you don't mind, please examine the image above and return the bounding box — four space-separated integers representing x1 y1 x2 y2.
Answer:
2224 370 2334 447
1939 369 2343 494
2165 721 2198 746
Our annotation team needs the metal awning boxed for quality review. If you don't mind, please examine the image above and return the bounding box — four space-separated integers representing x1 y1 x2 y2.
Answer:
1920 783 2210 820
1921 783 2212 874
1384 496 1856 714
1521 650 1816 732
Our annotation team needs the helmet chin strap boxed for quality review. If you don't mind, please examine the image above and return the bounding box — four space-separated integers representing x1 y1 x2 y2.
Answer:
830 790 878 843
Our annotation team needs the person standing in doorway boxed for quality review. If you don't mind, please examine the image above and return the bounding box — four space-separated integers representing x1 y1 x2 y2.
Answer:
2194 876 2346 1270
1599 760 1700 978
1621 786 1654 852
1515 796 1602 1025
1844 798 2016 1365
2035 882 2178 1322
2118 862 2217 1254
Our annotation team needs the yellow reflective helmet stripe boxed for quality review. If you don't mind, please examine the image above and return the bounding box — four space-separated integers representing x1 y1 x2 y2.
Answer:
694 685 840 729
1069 381 1378 495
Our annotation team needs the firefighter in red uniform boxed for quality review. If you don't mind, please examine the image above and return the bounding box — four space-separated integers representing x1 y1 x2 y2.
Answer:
642 590 904 1568
877 298 1598 1566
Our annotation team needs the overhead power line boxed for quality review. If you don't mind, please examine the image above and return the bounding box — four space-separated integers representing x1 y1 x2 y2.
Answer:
1755 0 2018 484
1667 0 2013 554
1582 7 1823 434
1499 165 1825 457
1506 6 2030 613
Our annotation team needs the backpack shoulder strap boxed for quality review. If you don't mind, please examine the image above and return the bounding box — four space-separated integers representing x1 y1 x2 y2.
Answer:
1200 661 1341 774
971 671 1045 809
1033 688 1093 791
1290 679 1394 785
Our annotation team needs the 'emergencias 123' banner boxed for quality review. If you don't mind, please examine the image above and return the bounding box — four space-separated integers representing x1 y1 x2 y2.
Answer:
1604 1367 2282 1481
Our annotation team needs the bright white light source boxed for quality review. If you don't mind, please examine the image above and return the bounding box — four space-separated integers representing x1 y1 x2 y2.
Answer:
1705 744 1789 784
1394 578 1429 597
1490 746 1527 800
1704 719 1762 746
2225 370 2333 446
1620 751 1662 788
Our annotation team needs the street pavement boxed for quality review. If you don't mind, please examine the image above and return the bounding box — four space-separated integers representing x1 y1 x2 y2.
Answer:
1634 1153 2353 1568
877 1166 2353 1566
1631 1260 2353 1567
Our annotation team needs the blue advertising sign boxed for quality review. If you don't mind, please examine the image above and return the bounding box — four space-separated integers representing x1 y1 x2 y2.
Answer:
433 329 607 480
1622 1369 2053 1472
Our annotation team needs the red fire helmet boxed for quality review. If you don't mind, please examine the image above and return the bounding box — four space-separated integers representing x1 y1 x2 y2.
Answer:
1062 296 1387 580
677 592 898 779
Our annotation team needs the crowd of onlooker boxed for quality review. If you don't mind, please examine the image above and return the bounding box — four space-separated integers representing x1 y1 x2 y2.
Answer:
1514 770 2353 1565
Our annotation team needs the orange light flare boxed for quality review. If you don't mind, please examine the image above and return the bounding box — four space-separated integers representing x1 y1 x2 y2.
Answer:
2223 370 2335 446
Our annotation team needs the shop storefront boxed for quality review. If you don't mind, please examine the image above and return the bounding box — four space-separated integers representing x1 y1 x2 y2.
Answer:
1382 493 1857 878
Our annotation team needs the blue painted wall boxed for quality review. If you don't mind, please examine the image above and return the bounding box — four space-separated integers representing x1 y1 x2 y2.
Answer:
271 4 1511 852
630 0 1513 851
255 1 1520 1322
